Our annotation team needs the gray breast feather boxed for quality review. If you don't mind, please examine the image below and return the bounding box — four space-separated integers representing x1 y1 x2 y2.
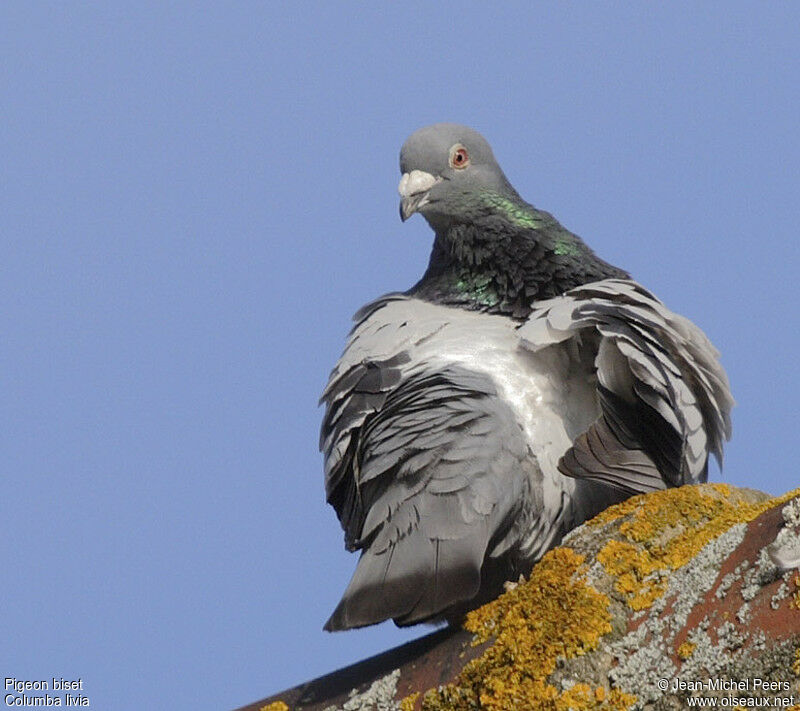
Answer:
322 360 539 630
320 280 733 630
320 296 553 630
520 278 733 491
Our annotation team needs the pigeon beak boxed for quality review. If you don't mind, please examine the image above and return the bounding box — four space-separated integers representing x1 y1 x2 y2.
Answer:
398 170 439 222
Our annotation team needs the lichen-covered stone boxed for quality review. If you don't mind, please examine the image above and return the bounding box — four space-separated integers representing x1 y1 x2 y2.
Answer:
261 702 290 711
414 484 800 711
416 547 634 710
250 485 800 711
321 669 401 711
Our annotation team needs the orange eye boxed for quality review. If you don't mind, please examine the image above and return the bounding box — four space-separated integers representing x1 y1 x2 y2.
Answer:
449 144 470 169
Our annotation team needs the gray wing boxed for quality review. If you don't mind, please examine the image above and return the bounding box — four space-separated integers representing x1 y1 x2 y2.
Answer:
320 295 542 630
519 279 733 493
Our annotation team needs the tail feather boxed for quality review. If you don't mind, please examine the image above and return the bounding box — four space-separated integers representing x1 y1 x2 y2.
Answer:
324 527 485 631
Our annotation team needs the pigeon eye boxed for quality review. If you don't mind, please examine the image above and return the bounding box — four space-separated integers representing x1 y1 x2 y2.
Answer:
449 145 470 169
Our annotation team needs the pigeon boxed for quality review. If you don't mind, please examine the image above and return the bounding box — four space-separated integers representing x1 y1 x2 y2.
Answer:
320 123 733 631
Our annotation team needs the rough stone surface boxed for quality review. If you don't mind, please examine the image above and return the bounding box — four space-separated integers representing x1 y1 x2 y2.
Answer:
321 669 401 711
242 485 800 711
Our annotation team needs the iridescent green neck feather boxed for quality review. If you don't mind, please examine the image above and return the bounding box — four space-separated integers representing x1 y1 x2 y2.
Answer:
408 190 628 319
480 192 546 230
453 272 501 308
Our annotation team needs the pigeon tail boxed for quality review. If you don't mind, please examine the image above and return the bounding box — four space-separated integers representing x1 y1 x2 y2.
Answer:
324 527 486 631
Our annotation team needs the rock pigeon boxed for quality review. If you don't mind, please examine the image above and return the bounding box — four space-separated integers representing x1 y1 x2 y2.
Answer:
320 123 733 631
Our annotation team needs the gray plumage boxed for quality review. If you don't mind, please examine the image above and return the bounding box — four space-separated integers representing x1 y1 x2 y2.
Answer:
320 124 733 631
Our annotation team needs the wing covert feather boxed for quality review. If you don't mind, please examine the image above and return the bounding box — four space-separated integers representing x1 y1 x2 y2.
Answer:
520 278 733 493
320 295 543 629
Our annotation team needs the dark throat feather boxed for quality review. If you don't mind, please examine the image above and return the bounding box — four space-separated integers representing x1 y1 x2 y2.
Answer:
407 193 628 319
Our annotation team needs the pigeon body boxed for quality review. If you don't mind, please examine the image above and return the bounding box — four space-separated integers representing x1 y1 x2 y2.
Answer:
321 124 733 631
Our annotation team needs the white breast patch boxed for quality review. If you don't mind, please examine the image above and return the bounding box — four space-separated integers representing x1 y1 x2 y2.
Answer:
372 299 600 484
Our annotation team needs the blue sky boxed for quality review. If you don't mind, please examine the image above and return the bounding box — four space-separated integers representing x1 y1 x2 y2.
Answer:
2 3 798 710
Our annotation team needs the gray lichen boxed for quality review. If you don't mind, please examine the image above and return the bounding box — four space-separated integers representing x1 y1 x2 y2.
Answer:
607 524 749 707
736 600 751 624
715 561 749 600
782 497 800 527
741 547 780 601
668 524 748 635
767 497 800 571
771 581 790 609
322 669 401 711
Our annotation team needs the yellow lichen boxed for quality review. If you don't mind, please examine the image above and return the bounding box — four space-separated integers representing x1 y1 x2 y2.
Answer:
259 702 289 711
793 648 800 677
596 539 667 610
420 547 633 710
791 576 800 610
557 684 637 711
677 641 696 660
411 486 800 710
594 485 800 611
399 691 420 711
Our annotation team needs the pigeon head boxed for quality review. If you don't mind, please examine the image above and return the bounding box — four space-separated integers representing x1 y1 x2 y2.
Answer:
398 123 517 227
